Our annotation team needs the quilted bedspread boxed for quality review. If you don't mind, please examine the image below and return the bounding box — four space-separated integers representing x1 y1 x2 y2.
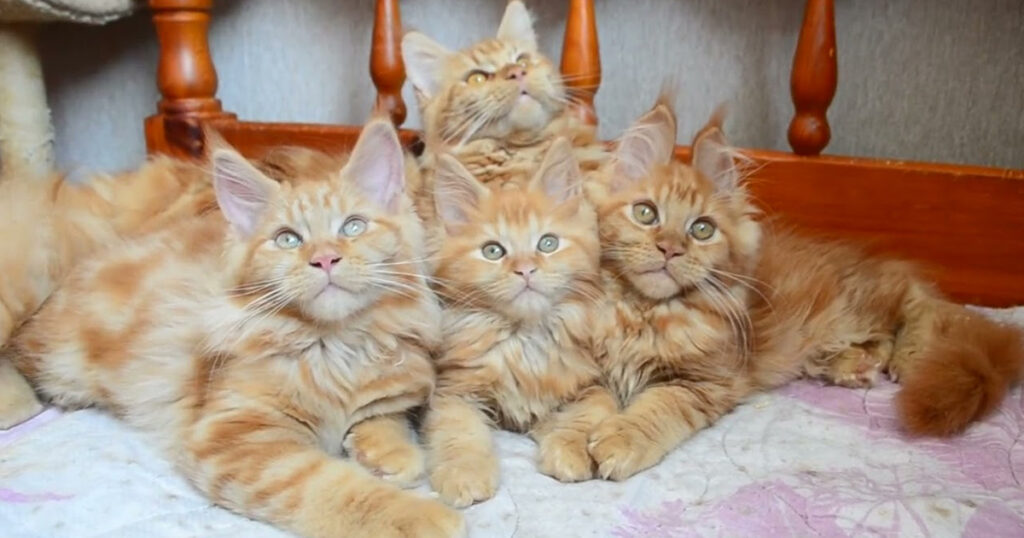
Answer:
2 308 1023 538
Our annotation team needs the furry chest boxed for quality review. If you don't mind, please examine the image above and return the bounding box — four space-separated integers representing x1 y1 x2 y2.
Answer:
483 331 599 432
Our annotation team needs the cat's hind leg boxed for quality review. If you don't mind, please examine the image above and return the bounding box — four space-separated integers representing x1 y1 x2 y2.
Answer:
820 339 895 388
0 358 43 429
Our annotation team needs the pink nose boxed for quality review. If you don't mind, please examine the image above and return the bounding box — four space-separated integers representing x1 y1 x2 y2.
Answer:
506 66 526 80
310 254 341 272
656 242 684 259
514 263 537 280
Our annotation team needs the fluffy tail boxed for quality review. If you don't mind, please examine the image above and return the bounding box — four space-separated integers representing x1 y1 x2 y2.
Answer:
894 289 1024 436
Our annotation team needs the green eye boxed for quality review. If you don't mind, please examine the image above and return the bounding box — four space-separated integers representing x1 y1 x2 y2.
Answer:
632 202 659 225
274 230 303 249
689 218 716 240
481 242 506 260
537 234 559 253
342 217 367 237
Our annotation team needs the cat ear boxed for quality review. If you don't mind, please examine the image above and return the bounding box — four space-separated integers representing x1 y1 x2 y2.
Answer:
692 106 740 192
497 1 537 48
530 137 581 205
211 147 279 237
434 154 488 229
342 118 405 212
611 100 678 190
402 31 451 98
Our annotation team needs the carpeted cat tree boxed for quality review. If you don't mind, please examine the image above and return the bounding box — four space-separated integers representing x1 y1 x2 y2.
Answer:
0 0 135 178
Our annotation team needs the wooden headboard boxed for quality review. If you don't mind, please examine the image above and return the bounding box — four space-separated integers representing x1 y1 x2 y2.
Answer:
143 0 1024 307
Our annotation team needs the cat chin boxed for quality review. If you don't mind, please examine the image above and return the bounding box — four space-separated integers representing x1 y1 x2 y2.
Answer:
505 98 551 132
629 270 683 300
300 287 369 323
500 289 553 320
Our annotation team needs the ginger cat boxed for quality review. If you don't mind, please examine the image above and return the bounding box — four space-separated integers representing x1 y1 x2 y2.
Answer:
401 0 607 248
0 158 216 427
422 139 613 507
583 98 1024 481
1 120 464 538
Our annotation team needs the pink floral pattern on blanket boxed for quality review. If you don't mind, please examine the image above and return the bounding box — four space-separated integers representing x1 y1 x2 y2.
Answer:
612 381 1024 538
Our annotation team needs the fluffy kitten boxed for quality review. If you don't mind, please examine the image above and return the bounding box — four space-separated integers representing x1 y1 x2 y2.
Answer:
0 159 215 427
586 99 1024 481
422 138 613 507
401 0 607 240
1 120 464 538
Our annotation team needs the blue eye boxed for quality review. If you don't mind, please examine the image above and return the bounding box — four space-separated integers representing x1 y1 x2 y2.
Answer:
274 230 303 249
342 217 367 237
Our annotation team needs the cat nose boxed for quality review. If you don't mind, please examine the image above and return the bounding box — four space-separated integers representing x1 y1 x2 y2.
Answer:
513 263 537 279
656 242 684 259
505 65 526 80
309 254 341 272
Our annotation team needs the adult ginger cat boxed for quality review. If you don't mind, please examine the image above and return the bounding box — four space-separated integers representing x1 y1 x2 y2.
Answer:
583 99 1024 481
1 120 464 538
422 139 614 507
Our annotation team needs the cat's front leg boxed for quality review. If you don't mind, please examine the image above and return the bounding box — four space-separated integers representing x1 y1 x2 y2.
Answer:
530 385 617 482
185 408 463 538
344 412 425 488
588 378 744 481
423 394 499 507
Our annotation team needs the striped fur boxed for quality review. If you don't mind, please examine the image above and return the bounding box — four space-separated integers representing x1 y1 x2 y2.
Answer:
2 121 464 538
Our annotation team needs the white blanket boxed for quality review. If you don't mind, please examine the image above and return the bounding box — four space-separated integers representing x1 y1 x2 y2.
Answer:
3 308 1023 538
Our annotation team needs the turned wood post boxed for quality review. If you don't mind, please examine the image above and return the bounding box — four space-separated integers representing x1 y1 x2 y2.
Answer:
370 0 407 126
787 0 837 156
560 0 600 126
145 0 234 157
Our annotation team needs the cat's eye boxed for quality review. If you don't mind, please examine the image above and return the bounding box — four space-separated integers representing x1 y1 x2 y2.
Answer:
515 54 530 69
632 202 659 225
341 217 367 237
481 242 506 260
274 230 303 249
466 71 489 85
689 218 716 241
537 234 559 253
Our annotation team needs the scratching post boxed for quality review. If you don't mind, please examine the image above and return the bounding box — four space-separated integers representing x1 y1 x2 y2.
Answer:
0 24 53 178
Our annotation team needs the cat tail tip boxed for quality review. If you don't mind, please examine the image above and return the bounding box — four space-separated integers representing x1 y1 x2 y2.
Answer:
896 307 1024 437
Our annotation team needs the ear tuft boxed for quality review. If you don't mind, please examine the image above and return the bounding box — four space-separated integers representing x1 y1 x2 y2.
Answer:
531 137 581 205
612 99 678 190
343 119 406 211
212 148 278 237
433 154 488 229
497 1 537 48
692 105 742 192
402 31 451 98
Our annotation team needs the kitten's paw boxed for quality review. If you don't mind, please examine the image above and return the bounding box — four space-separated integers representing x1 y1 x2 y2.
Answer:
537 429 594 482
378 494 466 538
829 347 883 388
428 455 499 508
587 416 664 481
344 431 425 488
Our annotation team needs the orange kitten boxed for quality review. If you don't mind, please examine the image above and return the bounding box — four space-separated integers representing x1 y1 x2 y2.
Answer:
0 158 215 427
402 0 607 247
586 98 1024 482
2 120 464 538
584 100 760 481
422 139 614 507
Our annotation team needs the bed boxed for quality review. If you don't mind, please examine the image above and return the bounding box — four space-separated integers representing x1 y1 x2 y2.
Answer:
3 0 1024 536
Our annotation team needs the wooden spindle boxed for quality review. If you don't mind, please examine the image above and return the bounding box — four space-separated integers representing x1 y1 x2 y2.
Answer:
787 0 837 156
560 0 600 125
370 0 406 126
145 0 234 157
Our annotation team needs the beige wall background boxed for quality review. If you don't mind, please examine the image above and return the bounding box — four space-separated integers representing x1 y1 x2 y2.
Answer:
39 0 1024 174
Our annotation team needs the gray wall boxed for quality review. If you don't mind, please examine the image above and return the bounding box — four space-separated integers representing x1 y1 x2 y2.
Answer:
39 0 1024 174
